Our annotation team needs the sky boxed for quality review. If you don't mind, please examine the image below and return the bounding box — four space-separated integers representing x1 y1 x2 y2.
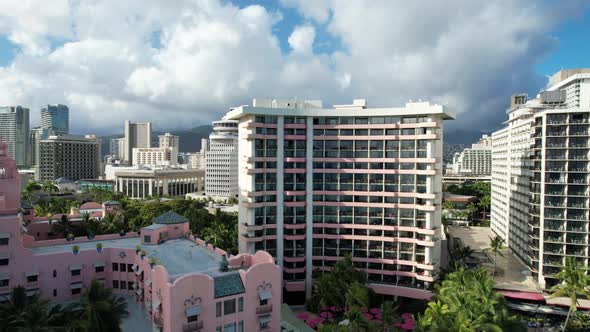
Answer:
0 0 589 141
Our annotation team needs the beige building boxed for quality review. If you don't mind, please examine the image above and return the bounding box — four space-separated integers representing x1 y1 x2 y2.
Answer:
114 167 205 199
124 121 152 165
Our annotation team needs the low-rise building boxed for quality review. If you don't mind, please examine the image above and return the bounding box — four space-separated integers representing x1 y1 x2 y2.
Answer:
0 142 282 331
111 166 205 199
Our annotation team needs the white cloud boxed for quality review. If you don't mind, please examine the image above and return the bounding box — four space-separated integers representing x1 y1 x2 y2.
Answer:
288 25 316 54
0 0 587 139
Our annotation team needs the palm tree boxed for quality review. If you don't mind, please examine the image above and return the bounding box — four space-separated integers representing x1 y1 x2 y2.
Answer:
22 181 42 201
312 273 341 309
0 286 67 331
77 279 129 332
485 235 505 279
379 301 400 332
41 181 59 195
202 221 229 248
478 195 491 222
550 257 590 332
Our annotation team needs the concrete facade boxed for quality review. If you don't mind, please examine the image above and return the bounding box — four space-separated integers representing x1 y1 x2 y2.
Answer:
228 98 452 300
37 135 100 181
113 167 205 199
40 104 69 135
0 106 29 168
124 121 152 165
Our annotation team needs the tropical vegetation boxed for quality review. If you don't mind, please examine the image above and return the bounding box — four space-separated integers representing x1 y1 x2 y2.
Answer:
485 235 505 279
416 267 524 331
550 257 590 332
0 280 129 331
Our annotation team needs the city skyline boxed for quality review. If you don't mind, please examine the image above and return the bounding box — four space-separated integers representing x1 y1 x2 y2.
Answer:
0 1 589 141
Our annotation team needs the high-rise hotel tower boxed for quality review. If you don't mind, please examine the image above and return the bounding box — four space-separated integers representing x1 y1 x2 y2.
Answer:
228 98 453 300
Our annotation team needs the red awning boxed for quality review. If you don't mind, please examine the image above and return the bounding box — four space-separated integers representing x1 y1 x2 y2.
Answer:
499 290 546 302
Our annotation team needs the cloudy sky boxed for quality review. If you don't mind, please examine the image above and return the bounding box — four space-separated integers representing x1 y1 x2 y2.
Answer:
0 0 589 141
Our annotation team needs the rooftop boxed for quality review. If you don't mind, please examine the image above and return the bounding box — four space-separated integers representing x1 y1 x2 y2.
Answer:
79 202 102 210
152 211 188 224
29 237 237 282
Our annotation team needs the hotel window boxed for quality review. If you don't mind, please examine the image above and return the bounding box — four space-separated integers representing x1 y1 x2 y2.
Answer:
127 264 133 272
238 321 243 332
112 263 118 271
224 299 236 315
0 234 8 245
144 235 151 243
0 256 8 266
113 280 119 289
216 302 222 317
224 323 236 332
0 278 8 287
238 297 244 312
71 269 81 276
120 263 126 272
120 281 127 290
26 274 38 283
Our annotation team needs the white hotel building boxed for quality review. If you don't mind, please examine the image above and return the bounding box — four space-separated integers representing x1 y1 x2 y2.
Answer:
227 98 453 301
492 69 590 289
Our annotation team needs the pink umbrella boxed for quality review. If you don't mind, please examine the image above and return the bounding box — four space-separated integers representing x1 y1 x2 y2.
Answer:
401 313 412 320
373 319 383 325
370 307 382 314
401 322 416 330
330 306 340 312
320 312 330 318
297 312 310 320
394 322 402 327
321 305 329 311
375 313 382 320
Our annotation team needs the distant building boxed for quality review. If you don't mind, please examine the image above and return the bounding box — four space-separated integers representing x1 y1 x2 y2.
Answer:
124 121 151 165
0 105 29 168
109 138 125 160
112 166 205 199
132 147 177 167
29 127 54 167
37 135 100 181
41 104 69 135
158 133 179 150
448 135 492 176
205 119 239 198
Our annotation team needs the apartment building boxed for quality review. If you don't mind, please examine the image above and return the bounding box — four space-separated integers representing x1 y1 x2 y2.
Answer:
0 106 29 168
205 119 239 198
228 98 452 300
36 135 100 181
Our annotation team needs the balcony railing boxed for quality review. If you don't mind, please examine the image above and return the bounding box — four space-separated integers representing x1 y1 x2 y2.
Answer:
182 321 204 332
256 304 273 315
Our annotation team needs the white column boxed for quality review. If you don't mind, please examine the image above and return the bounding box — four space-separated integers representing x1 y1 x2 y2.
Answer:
305 116 314 299
276 116 285 269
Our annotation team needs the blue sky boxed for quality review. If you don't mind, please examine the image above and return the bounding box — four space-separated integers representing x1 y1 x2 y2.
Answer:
0 0 588 141
535 8 590 77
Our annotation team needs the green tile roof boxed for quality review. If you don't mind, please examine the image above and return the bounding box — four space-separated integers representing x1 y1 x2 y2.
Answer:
214 273 245 298
152 211 188 225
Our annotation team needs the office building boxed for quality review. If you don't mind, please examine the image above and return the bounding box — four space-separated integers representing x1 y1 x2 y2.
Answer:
132 147 177 167
158 133 179 150
40 104 69 135
109 138 125 160
124 121 152 165
0 106 29 168
0 142 281 332
205 119 239 198
228 98 452 300
37 135 100 181
29 127 54 167
449 135 492 176
111 166 205 199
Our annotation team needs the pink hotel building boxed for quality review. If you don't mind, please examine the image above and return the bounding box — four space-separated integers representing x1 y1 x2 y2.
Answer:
229 99 453 301
0 141 281 332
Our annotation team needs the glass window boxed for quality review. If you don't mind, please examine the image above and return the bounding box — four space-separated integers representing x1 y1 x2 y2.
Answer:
128 281 133 290
120 263 126 272
224 323 236 332
0 279 8 287
238 321 243 332
143 235 151 242
112 280 119 288
216 302 222 317
95 266 104 273
0 238 8 245
127 264 133 271
112 263 118 271
120 281 127 290
71 288 81 295
0 258 8 265
71 269 81 276
27 275 38 283
238 297 244 312
224 299 236 315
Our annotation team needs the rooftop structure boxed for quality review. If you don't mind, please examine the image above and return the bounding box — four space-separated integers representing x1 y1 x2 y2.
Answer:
205 119 239 198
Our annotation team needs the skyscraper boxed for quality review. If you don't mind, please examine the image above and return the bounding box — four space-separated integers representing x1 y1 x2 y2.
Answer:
41 104 69 135
109 137 125 160
123 120 151 165
229 98 452 300
205 119 239 198
0 106 30 168
37 135 100 181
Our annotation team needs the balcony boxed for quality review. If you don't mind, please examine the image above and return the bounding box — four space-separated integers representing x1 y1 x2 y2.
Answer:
256 304 273 315
182 321 204 332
